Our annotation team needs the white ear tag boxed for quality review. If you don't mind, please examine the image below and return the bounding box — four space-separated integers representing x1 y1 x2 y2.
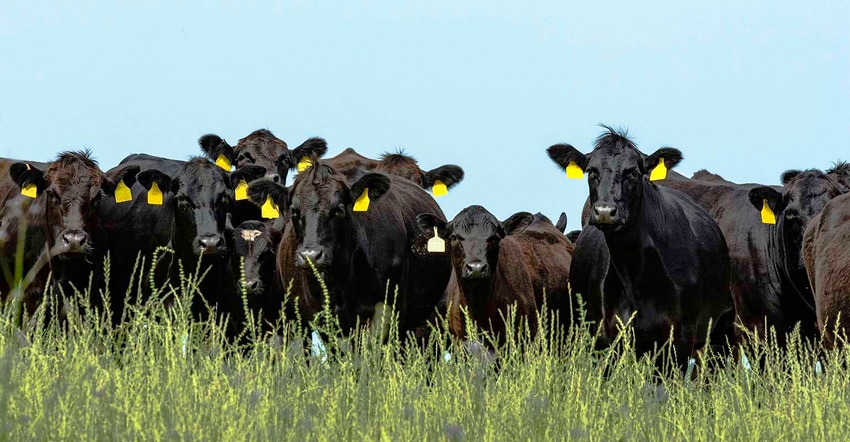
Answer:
426 227 445 253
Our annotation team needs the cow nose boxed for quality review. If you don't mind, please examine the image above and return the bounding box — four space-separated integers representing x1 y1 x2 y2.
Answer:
244 278 262 294
593 205 617 223
266 172 281 183
464 261 489 278
297 248 325 267
62 231 88 250
198 234 223 253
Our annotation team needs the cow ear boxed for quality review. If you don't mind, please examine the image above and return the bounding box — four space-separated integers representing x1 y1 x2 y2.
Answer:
291 137 328 171
547 144 588 173
555 212 568 234
9 163 47 194
230 165 267 188
416 213 449 238
102 165 141 195
781 170 802 185
644 147 683 174
349 173 391 204
501 211 533 236
566 230 581 243
247 178 289 210
199 134 234 170
137 170 173 194
422 165 464 190
749 186 787 215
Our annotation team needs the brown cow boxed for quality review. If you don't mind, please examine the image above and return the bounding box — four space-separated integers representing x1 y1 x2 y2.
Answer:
803 192 850 345
0 152 139 315
417 206 573 343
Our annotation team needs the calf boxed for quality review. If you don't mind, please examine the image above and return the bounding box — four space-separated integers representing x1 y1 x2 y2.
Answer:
547 127 734 363
0 152 138 315
229 220 284 328
803 192 850 345
417 206 573 342
247 157 452 337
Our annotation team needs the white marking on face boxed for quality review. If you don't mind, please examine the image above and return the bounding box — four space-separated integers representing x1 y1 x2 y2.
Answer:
241 229 263 242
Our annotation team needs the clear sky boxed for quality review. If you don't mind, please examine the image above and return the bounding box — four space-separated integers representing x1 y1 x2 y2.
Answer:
2 1 848 230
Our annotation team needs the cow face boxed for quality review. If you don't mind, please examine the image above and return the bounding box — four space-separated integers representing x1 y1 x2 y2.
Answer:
749 169 846 268
138 158 232 257
9 152 139 255
230 220 279 296
200 130 292 183
547 128 682 231
418 207 531 282
248 164 390 271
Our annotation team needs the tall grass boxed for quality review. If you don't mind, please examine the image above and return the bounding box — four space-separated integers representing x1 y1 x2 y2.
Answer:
1 258 850 441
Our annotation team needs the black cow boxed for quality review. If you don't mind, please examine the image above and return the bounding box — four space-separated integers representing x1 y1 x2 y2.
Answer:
0 152 138 317
547 127 734 363
290 140 465 194
229 220 284 329
659 168 846 343
199 130 292 225
99 152 263 327
803 192 850 346
247 157 452 338
417 207 573 342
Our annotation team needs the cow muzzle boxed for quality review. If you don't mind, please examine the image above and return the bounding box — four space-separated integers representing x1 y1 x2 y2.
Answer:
243 278 263 295
197 234 225 255
462 261 490 279
592 205 619 226
296 247 327 269
60 230 88 253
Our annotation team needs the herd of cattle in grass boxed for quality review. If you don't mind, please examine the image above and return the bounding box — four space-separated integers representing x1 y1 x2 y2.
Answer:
2 125 850 364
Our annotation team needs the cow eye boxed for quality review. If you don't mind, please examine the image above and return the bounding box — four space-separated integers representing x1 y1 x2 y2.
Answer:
333 204 345 219
587 168 599 179
623 168 639 179
449 233 460 241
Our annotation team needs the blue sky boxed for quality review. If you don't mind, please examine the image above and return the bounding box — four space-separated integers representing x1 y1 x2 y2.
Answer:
2 1 848 230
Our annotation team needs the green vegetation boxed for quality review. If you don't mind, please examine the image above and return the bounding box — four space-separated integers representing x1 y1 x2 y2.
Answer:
1 260 849 441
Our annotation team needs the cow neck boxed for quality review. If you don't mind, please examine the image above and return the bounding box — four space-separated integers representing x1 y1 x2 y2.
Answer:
770 216 815 312
600 182 659 303
457 275 497 324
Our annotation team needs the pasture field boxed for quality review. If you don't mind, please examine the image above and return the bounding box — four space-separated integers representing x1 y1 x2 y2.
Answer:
1 261 849 441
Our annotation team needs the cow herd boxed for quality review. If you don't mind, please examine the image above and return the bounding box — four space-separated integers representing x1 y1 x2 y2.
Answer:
2 126 850 361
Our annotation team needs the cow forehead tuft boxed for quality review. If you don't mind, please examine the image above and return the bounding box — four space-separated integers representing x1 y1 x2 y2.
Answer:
240 229 263 242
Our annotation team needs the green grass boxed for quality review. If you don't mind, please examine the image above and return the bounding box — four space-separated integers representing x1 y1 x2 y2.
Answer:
2 259 850 441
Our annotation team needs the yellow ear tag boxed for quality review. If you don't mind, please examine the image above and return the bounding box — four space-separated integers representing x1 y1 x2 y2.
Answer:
426 227 445 253
566 160 584 179
353 188 370 212
21 183 38 199
761 199 776 225
297 157 313 172
215 154 232 171
649 157 667 181
114 179 133 203
261 195 280 219
147 182 163 205
431 180 448 197
234 179 249 201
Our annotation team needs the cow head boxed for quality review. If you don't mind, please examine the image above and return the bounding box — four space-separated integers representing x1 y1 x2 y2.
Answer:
547 127 682 231
9 151 140 255
249 160 390 271
749 169 846 269
200 130 292 183
137 158 233 257
230 220 280 297
418 206 531 284
376 151 465 191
